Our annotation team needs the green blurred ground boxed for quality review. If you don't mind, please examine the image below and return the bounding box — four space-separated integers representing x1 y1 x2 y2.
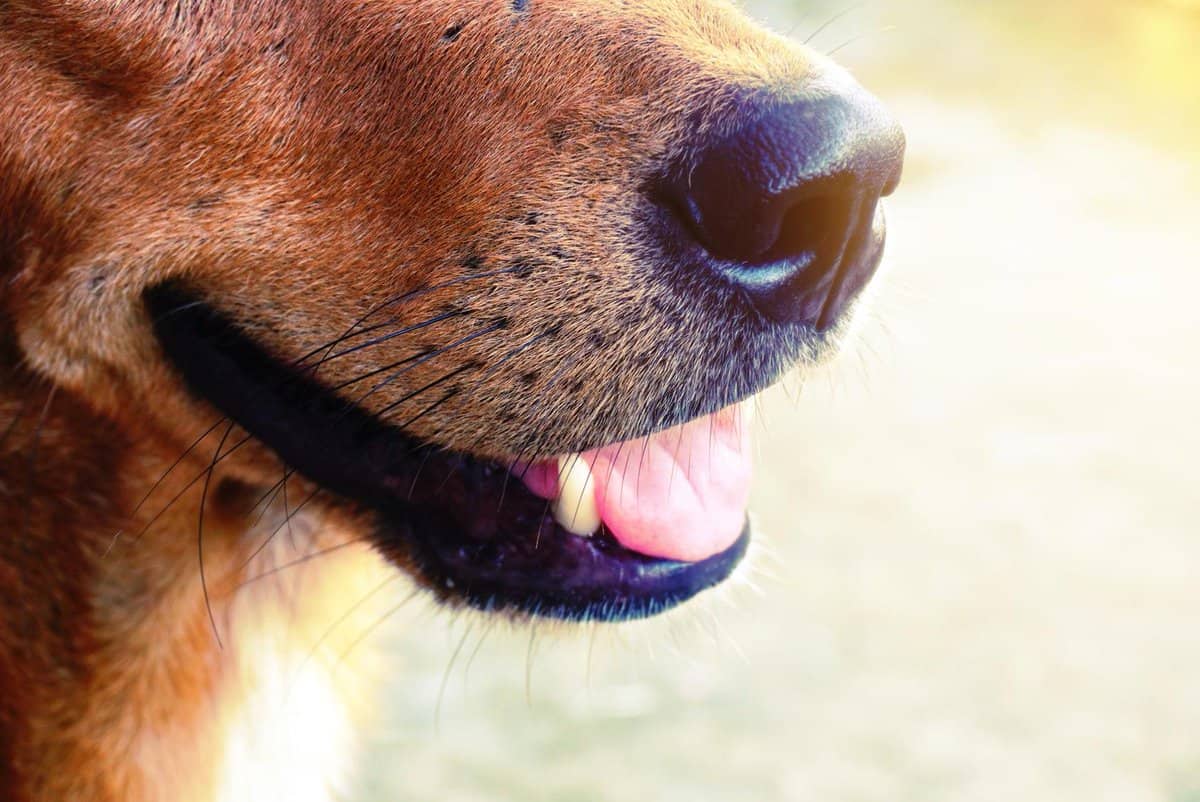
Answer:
353 3 1200 800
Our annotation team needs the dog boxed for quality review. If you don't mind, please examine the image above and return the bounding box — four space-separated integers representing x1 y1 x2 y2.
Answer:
0 1 903 799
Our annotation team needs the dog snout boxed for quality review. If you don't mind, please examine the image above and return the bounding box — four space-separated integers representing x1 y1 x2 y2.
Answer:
656 76 905 330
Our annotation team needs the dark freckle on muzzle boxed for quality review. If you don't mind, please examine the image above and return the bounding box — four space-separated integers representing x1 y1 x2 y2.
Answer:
547 122 571 149
187 193 223 212
509 259 538 278
86 264 110 295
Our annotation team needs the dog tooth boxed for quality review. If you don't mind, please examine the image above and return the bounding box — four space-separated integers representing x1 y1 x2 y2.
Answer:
552 455 601 537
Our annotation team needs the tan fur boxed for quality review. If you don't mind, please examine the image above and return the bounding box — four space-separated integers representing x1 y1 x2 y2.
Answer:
0 2 846 798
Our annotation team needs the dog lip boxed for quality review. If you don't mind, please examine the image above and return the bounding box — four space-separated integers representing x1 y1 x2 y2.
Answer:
142 281 749 621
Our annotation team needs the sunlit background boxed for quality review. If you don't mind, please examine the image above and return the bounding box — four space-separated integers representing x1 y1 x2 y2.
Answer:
352 2 1200 799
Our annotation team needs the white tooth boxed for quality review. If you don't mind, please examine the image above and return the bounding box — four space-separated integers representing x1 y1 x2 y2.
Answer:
552 455 601 537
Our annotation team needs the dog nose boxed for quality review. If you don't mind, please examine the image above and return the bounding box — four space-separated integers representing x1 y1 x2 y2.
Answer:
659 82 904 330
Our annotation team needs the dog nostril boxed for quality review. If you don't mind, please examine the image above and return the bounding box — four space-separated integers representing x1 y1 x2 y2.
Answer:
758 193 854 267
657 86 905 327
668 178 855 269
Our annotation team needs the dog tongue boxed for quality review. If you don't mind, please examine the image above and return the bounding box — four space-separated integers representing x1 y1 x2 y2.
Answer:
523 404 752 563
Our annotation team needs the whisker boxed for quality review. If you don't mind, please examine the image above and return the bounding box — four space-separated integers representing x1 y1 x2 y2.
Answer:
524 628 538 708
378 363 476 420
295 320 392 368
618 438 637 506
470 330 553 386
303 572 403 671
666 424 687 502
601 439 628 512
246 470 293 531
298 265 520 372
318 310 465 367
827 26 895 57
636 430 652 499
498 444 538 515
413 327 557 501
335 588 422 668
566 453 590 532
585 621 599 693
435 622 474 732
337 322 501 402
197 421 236 649
407 442 440 501
803 2 864 46
462 623 493 691
237 536 370 588
280 470 297 549
707 413 715 477
536 344 585 401
125 417 228 520
130 432 254 543
237 486 322 573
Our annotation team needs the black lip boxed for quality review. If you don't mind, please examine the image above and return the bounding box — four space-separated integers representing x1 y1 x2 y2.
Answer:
144 281 749 622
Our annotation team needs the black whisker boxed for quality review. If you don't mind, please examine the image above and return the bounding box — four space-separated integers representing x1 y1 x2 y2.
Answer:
238 486 322 573
246 470 293 530
197 421 236 649
350 323 502 404
412 329 555 502
130 432 254 543
377 363 476 420
319 309 465 367
468 330 554 386
398 389 463 434
113 417 228 543
298 266 520 372
497 446 534 514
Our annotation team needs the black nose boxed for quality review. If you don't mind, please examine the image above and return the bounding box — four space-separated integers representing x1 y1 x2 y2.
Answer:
658 83 905 330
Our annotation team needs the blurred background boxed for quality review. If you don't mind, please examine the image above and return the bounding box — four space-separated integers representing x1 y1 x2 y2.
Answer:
353 1 1200 799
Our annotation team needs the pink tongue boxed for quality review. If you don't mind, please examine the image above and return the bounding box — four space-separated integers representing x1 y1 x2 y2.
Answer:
523 405 752 563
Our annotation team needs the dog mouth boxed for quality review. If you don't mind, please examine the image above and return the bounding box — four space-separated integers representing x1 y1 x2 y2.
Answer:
145 282 752 622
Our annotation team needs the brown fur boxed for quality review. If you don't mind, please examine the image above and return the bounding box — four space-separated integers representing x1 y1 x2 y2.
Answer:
1 2 848 799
